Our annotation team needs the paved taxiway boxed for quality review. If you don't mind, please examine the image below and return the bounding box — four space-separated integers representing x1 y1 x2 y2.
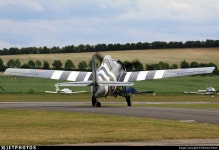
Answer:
1 102 219 124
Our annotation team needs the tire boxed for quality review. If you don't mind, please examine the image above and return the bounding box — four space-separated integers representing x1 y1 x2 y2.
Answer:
126 96 131 106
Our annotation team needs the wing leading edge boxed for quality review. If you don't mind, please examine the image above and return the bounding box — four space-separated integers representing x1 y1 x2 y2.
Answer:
4 67 215 83
4 68 92 82
119 67 215 82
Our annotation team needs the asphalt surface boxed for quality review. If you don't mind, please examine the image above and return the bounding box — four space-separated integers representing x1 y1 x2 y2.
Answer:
1 101 219 124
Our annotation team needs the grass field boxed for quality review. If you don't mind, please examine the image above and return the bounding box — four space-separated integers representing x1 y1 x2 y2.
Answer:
0 109 219 145
0 74 219 145
0 74 219 105
0 49 219 145
1 48 219 68
1 73 219 94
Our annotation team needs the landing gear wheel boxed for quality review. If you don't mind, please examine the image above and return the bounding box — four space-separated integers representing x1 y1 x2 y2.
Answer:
96 101 101 107
92 95 101 107
126 96 131 106
92 95 96 106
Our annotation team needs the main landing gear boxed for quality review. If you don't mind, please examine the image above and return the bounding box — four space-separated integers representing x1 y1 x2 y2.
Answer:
92 95 101 107
126 95 131 106
91 95 131 107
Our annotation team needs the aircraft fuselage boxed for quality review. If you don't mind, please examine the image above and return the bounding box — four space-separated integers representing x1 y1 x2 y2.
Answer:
94 55 125 98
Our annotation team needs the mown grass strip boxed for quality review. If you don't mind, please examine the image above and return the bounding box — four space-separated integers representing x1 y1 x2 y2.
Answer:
134 104 219 109
0 109 219 145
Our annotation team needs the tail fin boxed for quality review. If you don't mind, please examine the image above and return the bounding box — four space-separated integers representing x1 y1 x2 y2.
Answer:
55 85 60 92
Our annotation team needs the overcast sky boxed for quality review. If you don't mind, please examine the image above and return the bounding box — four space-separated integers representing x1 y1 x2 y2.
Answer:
0 0 219 49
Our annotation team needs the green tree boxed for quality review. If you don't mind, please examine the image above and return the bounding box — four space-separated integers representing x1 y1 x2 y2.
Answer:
43 61 50 69
146 63 160 70
36 60 42 68
158 61 169 69
21 63 30 68
0 58 5 71
52 60 62 70
190 61 200 68
88 59 99 69
6 59 15 68
180 60 189 68
133 60 144 71
123 61 133 71
64 59 75 70
170 64 178 69
14 59 21 68
28 60 35 68
78 61 87 70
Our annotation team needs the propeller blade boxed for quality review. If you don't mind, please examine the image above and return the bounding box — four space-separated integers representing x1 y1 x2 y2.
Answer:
95 52 104 63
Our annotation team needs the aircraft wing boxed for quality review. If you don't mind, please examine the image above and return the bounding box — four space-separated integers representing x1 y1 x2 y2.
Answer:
70 91 87 93
45 90 86 94
183 91 198 94
198 92 218 95
184 91 219 95
56 81 93 86
134 90 155 94
98 81 134 86
4 68 92 81
45 91 58 93
4 67 215 83
119 67 215 82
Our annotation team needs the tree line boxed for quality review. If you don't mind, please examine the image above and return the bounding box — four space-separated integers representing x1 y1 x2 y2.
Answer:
0 39 219 55
0 58 218 74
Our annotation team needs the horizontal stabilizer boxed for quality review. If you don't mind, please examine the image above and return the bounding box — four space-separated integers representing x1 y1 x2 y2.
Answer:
56 81 134 87
124 87 154 94
56 81 93 86
98 81 134 86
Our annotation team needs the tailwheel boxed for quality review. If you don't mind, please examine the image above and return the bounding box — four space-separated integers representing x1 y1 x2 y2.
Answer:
92 95 101 107
126 95 131 106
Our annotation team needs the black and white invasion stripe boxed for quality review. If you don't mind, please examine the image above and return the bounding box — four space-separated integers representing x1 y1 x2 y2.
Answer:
4 68 93 82
119 67 215 82
5 67 215 82
49 70 92 81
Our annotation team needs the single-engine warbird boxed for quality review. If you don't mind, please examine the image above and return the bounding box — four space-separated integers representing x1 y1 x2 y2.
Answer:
45 84 86 95
184 84 218 96
4 53 215 107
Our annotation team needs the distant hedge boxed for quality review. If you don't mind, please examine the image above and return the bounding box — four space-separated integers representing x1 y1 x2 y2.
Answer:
1 58 218 75
0 39 219 55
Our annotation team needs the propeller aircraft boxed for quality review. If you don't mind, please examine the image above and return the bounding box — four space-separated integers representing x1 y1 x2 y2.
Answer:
45 84 86 95
184 84 218 96
4 53 215 107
